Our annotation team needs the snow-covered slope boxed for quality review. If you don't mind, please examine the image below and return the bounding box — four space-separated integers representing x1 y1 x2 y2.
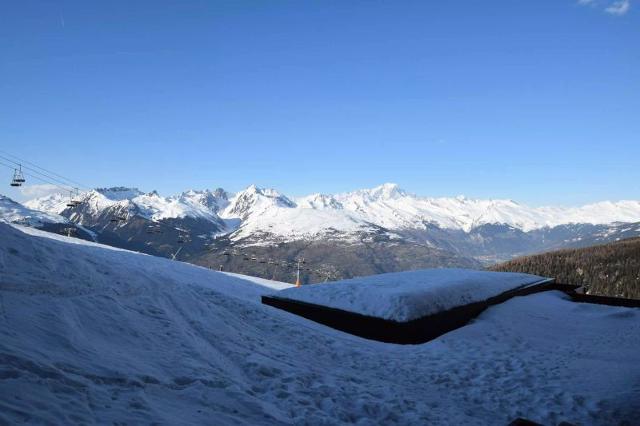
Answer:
0 194 68 226
219 185 386 243
1 223 639 425
22 191 70 215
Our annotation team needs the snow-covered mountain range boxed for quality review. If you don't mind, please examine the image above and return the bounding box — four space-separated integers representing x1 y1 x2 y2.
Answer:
22 182 640 241
25 186 229 223
3 183 639 281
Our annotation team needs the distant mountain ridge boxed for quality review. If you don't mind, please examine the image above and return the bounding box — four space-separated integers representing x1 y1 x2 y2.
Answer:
0 194 94 240
4 183 640 283
24 183 640 238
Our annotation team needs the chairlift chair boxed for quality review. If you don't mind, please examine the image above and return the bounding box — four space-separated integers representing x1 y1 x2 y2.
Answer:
13 166 25 182
66 191 76 208
10 166 25 186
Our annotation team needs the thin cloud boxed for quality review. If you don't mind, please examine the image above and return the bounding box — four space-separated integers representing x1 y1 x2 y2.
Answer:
605 0 631 14
20 184 64 200
577 0 632 15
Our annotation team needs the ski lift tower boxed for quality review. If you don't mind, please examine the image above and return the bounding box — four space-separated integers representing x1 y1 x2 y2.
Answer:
295 258 304 287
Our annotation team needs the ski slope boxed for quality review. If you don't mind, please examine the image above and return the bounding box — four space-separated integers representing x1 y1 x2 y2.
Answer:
1 223 639 425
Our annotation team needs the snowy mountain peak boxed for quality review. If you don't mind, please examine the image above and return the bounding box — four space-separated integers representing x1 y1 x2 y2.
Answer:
20 183 640 238
370 183 406 199
24 192 69 214
222 185 296 220
297 193 344 210
95 187 144 201
344 183 407 202
212 187 229 200
178 188 230 214
242 184 290 200
356 183 407 201
1 194 68 226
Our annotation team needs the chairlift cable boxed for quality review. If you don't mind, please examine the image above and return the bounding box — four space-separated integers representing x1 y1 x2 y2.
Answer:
0 154 89 191
2 155 339 280
0 150 91 190
0 160 75 193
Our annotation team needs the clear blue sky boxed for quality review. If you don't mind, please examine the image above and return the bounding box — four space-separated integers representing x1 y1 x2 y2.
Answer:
1 0 638 206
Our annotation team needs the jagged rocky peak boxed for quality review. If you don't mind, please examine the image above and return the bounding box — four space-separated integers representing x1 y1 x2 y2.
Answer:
95 187 144 201
240 185 295 206
223 184 296 220
179 188 231 213
212 187 229 200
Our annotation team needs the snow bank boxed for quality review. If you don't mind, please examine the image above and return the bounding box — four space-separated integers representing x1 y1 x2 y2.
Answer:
0 223 291 302
276 268 549 321
1 223 639 425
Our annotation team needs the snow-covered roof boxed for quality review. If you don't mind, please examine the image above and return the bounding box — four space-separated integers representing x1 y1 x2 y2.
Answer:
276 268 550 322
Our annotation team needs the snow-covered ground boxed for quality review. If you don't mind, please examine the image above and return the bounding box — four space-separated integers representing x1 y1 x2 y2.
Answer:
1 223 639 425
276 269 550 321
